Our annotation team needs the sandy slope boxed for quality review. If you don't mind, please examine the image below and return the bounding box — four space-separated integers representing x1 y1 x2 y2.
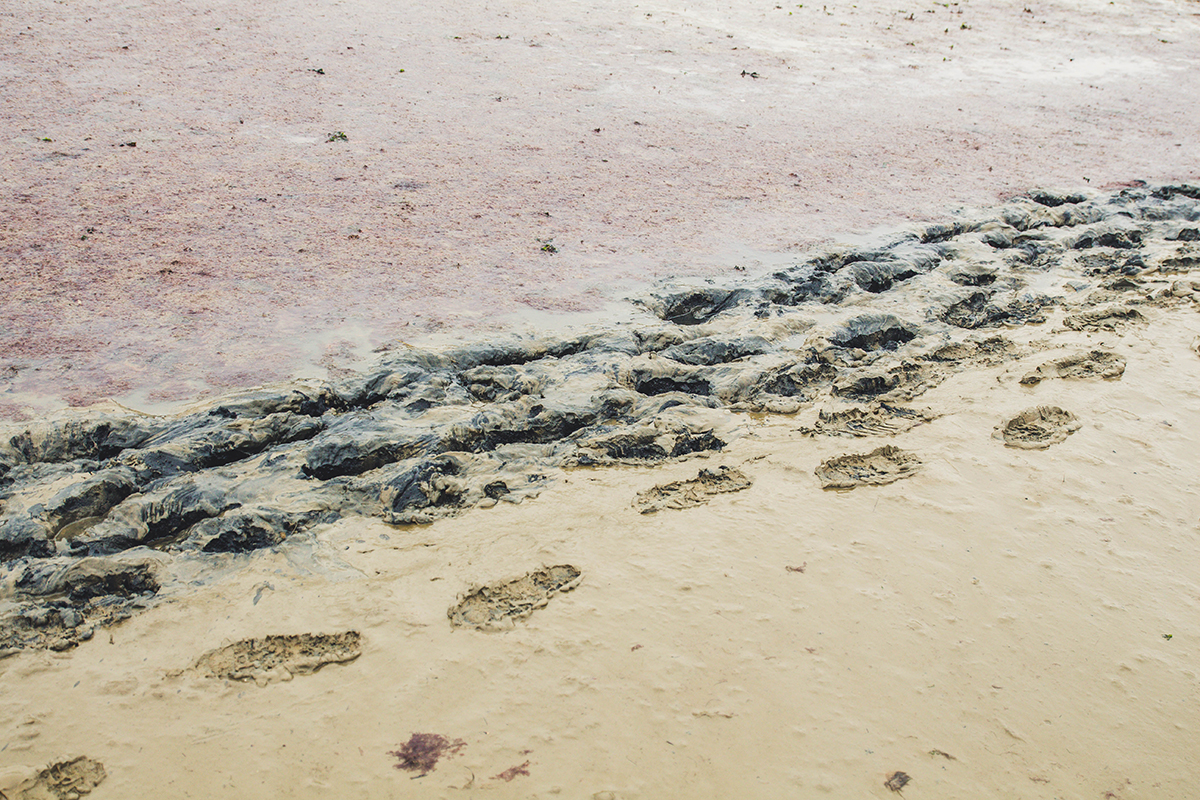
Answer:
2 0 1199 416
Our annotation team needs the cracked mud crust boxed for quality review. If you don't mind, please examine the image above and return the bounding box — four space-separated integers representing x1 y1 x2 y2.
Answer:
448 566 582 631
994 406 1082 450
633 466 754 513
194 631 363 685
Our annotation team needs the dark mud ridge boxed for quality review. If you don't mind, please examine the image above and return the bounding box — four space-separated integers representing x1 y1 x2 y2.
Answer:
2 183 1198 650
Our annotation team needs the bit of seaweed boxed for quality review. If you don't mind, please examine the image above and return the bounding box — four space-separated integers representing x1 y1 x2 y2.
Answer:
388 733 466 776
493 760 532 782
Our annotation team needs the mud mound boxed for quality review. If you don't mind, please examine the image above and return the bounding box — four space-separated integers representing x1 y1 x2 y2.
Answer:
815 446 922 489
448 565 582 631
633 466 753 513
1019 351 1126 385
4 756 106 800
195 631 362 685
995 406 1081 449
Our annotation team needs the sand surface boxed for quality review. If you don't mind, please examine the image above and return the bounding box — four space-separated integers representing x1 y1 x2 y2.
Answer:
2 183 1200 797
2 0 1199 416
4 312 1200 798
3 0 1200 797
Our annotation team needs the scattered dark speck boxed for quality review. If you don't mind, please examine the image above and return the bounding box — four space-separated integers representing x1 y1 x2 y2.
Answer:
885 771 911 792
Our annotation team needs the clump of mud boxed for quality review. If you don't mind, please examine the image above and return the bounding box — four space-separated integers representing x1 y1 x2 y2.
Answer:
1019 351 1126 385
796 404 936 438
3 756 107 800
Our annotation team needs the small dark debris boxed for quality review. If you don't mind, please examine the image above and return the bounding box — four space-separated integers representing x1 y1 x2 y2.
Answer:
483 480 510 500
785 563 806 573
493 760 531 782
885 771 911 792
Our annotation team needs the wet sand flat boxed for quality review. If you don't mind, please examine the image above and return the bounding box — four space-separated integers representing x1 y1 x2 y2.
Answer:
2 0 1199 416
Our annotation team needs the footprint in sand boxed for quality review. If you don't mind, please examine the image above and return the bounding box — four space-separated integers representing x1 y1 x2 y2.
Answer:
4 756 106 800
994 406 1081 449
815 445 921 489
448 566 582 631
1019 350 1126 385
1062 304 1146 331
632 466 753 513
194 631 362 685
796 403 936 438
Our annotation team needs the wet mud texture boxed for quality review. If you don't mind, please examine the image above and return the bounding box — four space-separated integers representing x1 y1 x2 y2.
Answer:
994 406 1082 450
815 446 923 490
2 757 106 800
796 403 937 438
194 631 362 686
448 565 582 631
2 184 1199 648
633 466 753 513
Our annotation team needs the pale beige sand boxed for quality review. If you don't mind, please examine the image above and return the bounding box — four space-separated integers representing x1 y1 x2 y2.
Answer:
3 306 1199 797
